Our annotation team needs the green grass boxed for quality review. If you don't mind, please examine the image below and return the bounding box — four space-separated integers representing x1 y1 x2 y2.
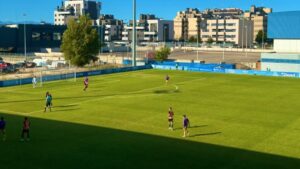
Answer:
1 69 300 169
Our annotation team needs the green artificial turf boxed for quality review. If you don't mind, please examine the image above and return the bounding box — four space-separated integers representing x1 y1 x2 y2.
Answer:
1 69 300 169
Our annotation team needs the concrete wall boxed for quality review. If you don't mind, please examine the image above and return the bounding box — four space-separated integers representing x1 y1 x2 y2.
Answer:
274 39 300 53
261 53 300 72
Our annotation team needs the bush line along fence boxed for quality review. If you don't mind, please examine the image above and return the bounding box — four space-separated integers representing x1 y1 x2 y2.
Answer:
0 65 152 87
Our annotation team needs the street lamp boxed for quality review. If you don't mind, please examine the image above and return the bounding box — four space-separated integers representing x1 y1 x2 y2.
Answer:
241 18 244 52
245 25 248 58
262 29 264 50
132 0 137 67
23 14 27 62
197 32 199 61
222 29 226 61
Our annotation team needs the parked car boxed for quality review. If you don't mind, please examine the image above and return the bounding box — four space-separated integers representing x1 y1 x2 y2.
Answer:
25 61 36 68
3 63 17 73
14 62 26 69
0 60 8 70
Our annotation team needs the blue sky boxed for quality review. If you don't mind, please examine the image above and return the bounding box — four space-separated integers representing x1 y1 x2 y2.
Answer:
0 0 299 23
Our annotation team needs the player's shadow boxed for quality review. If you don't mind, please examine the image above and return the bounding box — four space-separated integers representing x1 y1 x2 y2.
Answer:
0 95 101 104
153 90 171 94
173 125 208 131
153 90 180 94
189 132 222 137
53 104 78 108
54 108 80 113
0 98 44 104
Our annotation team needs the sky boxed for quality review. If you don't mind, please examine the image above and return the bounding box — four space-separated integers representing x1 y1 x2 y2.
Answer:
0 0 299 23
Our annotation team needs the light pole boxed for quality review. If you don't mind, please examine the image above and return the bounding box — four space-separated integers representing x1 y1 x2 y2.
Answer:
197 33 199 61
132 0 137 67
245 25 248 58
222 29 225 61
262 29 264 50
241 18 244 52
23 14 27 62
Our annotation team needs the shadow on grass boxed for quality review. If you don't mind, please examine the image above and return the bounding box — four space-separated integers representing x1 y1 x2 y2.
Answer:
189 132 222 137
153 90 180 94
52 108 80 113
1 113 300 169
153 90 171 94
0 89 177 104
53 104 79 108
0 95 101 104
173 125 208 131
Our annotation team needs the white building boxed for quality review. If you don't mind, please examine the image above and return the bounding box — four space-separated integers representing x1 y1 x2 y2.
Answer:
122 18 174 42
54 0 101 25
201 18 253 47
261 11 300 73
145 20 174 42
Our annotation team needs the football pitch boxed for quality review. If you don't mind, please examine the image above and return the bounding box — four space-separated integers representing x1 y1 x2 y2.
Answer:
1 69 300 169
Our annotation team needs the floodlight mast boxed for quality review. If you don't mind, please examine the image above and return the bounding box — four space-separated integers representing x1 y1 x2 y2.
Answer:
132 0 137 67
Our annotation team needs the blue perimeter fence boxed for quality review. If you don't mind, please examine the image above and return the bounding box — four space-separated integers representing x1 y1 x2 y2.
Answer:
0 65 152 87
151 62 300 78
1 62 299 87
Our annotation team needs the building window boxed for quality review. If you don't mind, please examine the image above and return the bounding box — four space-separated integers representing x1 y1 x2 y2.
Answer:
32 32 41 41
226 35 236 38
226 23 236 26
53 33 62 41
226 29 236 32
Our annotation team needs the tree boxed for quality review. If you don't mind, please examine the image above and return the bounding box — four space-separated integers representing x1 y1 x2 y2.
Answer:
188 36 202 43
61 15 100 67
206 36 214 44
155 46 171 61
255 30 267 45
188 36 197 43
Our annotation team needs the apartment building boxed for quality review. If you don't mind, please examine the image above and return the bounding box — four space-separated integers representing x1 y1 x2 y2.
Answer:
174 8 202 41
145 20 174 42
122 14 174 42
201 18 253 47
54 0 101 25
97 14 123 41
204 8 243 18
244 5 272 42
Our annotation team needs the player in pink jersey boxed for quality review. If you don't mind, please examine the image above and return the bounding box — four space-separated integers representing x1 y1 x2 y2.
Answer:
21 117 30 141
168 107 174 130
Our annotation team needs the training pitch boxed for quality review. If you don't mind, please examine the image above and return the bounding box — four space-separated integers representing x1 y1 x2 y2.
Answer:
0 69 300 169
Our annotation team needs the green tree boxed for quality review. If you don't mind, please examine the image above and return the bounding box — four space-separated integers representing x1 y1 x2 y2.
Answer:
255 30 267 44
206 36 214 44
155 46 171 61
188 36 197 43
61 15 100 67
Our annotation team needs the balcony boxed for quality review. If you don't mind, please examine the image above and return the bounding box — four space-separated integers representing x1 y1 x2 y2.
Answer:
144 31 157 35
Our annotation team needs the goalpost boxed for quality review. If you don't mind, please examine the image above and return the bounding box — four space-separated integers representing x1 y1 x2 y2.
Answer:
38 69 77 87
